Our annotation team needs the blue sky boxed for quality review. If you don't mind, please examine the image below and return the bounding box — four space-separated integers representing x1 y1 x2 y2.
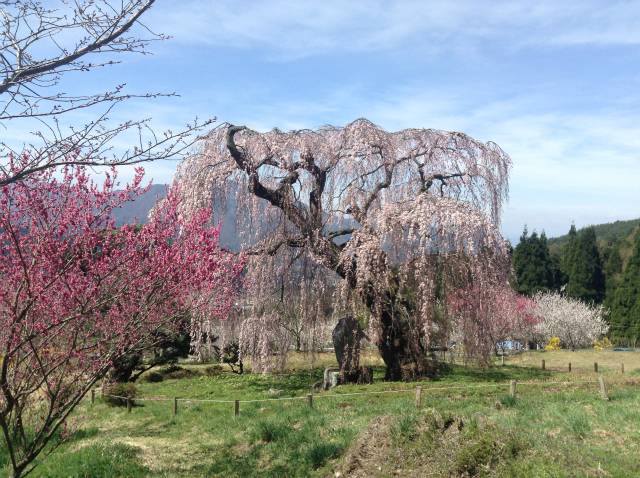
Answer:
18 0 640 242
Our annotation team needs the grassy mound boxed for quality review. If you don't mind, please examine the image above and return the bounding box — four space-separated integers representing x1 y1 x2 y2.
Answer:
342 410 526 477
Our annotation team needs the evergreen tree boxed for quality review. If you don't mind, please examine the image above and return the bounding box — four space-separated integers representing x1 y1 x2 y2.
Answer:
549 251 564 290
512 226 556 295
603 238 624 310
541 231 564 290
605 241 623 276
560 224 579 280
610 232 640 345
563 226 605 303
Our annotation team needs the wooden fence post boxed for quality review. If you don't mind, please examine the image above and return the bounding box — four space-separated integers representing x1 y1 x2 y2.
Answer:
91 389 95 404
416 386 422 409
307 394 313 408
594 362 598 373
599 377 608 400
127 397 132 414
568 363 571 373
501 355 505 366
234 399 239 417
541 360 545 370
621 363 624 374
173 397 178 416
509 380 516 398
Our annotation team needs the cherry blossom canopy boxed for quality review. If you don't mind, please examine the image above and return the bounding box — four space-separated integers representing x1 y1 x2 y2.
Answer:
173 119 513 379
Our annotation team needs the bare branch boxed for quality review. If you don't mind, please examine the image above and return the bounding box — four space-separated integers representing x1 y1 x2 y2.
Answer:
0 0 214 185
328 228 355 239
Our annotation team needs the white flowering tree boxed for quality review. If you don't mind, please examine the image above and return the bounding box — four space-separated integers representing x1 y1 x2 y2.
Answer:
531 290 609 351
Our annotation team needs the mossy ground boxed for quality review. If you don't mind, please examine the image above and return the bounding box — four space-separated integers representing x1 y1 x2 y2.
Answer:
3 349 640 477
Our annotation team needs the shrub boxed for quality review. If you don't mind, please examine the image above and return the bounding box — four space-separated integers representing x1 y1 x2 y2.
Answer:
568 412 591 439
250 420 288 443
593 337 614 350
545 337 562 351
453 426 524 476
160 364 185 375
140 371 163 383
391 413 418 441
499 394 517 408
305 441 339 470
104 383 137 407
158 365 199 380
163 369 197 380
203 364 224 377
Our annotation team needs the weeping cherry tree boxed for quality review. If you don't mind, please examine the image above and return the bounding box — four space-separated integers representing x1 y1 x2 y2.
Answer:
172 119 512 380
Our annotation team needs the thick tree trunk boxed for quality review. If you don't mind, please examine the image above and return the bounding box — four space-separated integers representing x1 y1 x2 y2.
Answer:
109 354 142 383
350 264 434 381
376 309 431 381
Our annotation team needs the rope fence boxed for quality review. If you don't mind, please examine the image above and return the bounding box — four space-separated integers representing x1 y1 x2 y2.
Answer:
523 359 633 374
88 375 640 417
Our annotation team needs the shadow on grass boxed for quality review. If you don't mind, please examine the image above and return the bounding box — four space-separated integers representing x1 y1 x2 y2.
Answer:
140 357 562 403
214 360 554 395
432 363 553 383
244 367 326 396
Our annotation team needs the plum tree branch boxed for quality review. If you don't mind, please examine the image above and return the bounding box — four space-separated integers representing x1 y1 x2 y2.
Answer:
1 0 212 187
0 1 154 95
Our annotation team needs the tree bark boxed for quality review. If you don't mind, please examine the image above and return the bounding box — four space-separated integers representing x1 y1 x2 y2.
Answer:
223 126 436 381
377 308 431 381
109 354 143 383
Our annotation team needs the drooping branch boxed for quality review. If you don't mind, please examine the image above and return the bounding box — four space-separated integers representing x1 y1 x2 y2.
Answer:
359 161 394 220
225 125 312 237
174 119 513 380
246 235 306 256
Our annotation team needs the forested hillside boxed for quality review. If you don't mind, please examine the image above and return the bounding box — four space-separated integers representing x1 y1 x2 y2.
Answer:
514 220 640 346
547 218 639 247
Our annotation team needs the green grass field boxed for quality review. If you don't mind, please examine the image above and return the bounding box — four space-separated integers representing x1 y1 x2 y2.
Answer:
4 350 640 477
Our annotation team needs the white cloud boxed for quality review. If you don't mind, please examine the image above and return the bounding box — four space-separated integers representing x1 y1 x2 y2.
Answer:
148 0 640 59
4 0 638 241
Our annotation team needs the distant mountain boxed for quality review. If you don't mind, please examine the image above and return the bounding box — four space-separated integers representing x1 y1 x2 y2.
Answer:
111 184 242 251
116 190 639 261
110 186 359 253
111 184 168 227
547 218 640 248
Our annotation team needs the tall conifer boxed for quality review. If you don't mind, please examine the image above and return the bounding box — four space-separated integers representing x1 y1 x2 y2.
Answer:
603 239 624 310
513 226 555 295
610 232 640 345
606 244 623 276
563 226 605 303
561 224 578 279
